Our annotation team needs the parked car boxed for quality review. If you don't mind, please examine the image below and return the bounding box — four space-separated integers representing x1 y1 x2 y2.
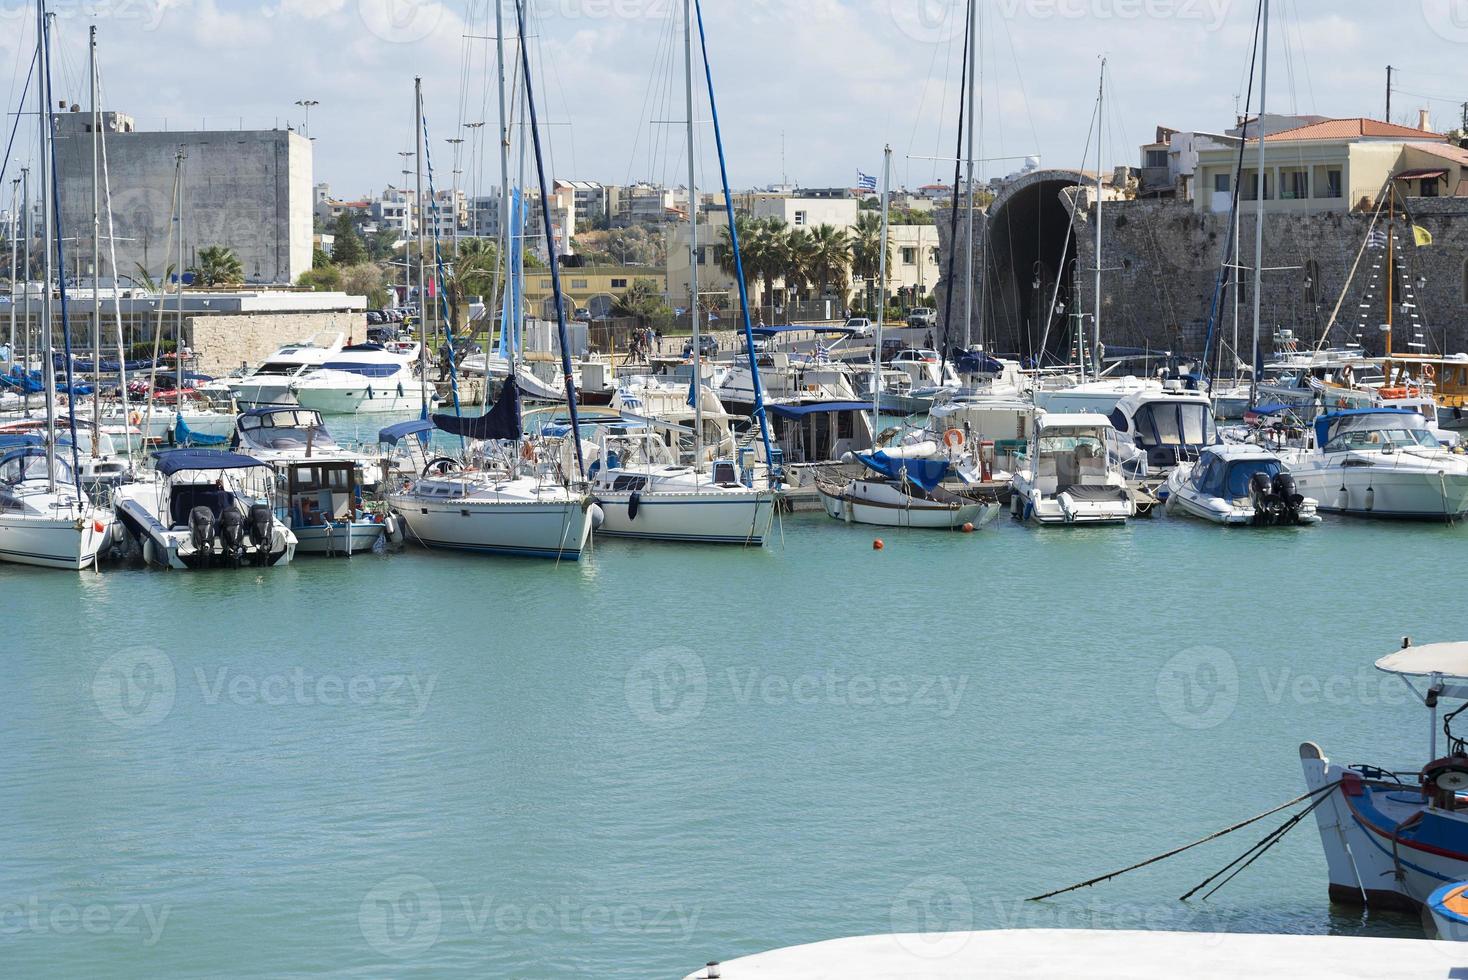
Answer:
573 308 591 322
907 307 937 329
682 334 719 359
880 338 909 361
843 317 874 338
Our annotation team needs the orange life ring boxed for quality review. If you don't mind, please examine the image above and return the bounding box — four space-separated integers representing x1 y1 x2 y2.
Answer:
1424 365 1437 382
943 428 965 449
129 412 140 426
521 441 536 461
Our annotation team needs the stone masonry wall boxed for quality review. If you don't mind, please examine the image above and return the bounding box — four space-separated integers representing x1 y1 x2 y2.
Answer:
187 312 365 377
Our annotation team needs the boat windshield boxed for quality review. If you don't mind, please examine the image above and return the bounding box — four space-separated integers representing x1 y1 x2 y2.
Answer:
0 451 75 485
250 362 300 377
1131 402 1216 448
1038 430 1114 463
1322 412 1436 452
1193 456 1281 498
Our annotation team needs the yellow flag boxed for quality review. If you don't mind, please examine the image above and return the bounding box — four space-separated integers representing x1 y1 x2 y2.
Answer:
1413 224 1434 247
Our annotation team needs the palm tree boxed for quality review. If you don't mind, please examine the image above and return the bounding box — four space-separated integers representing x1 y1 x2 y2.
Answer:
134 261 177 293
717 215 759 299
849 212 890 315
189 246 245 287
782 228 818 303
806 224 851 307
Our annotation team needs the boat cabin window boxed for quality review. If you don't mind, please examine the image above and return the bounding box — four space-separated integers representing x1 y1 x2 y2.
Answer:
1131 403 1215 448
711 461 737 485
1324 424 1437 452
251 362 299 376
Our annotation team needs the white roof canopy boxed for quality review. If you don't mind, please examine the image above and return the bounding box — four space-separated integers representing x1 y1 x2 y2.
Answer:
1375 642 1468 680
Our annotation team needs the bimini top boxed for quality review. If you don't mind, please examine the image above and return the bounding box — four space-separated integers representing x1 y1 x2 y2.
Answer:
1375 642 1468 680
1314 407 1422 449
1036 411 1118 430
378 418 435 445
767 401 875 418
152 449 268 476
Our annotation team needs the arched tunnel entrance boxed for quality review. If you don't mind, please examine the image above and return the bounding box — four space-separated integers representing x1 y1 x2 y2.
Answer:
982 170 1086 364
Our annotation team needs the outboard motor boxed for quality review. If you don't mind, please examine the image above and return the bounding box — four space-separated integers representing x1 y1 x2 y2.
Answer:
217 508 246 563
188 506 216 560
248 504 273 559
1249 471 1279 526
1274 471 1304 525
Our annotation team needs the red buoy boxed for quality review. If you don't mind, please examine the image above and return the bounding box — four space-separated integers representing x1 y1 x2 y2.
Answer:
961 522 974 533
873 539 884 550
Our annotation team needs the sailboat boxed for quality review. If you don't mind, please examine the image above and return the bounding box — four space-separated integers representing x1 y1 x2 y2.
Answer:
382 42 596 561
0 2 114 570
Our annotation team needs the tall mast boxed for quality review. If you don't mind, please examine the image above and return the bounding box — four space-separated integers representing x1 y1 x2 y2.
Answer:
21 167 30 400
89 24 101 455
1091 58 1105 382
38 0 56 491
414 77 428 414
684 0 703 469
1385 190 1394 358
7 178 16 364
494 0 512 367
872 145 892 441
961 0 977 350
1248 0 1269 407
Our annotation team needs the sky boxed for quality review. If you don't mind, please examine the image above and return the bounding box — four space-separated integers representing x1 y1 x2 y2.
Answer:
4 1 1468 201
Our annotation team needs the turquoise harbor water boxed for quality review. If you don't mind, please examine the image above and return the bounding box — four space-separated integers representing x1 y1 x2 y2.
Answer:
2 506 1463 976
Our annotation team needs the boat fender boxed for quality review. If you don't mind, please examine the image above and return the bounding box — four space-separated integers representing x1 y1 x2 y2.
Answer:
588 503 604 530
628 491 641 520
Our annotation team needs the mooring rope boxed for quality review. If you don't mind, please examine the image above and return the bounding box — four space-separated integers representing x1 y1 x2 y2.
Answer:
1027 780 1341 902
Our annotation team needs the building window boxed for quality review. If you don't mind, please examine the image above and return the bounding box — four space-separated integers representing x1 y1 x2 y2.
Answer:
929 247 940 264
1280 169 1308 200
611 278 627 289
793 210 808 227
571 279 589 290
1325 169 1342 199
540 279 553 289
902 247 917 265
1241 170 1272 201
696 247 707 265
1422 177 1440 198
1213 173 1230 193
1145 149 1168 168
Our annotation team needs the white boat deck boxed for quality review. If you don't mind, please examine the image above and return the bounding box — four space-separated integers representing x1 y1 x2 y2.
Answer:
683 929 1463 979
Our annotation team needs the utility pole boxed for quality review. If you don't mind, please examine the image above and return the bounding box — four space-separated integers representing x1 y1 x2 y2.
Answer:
1385 65 1393 123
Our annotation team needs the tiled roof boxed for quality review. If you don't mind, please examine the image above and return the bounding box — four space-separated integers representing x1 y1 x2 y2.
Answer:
1250 118 1443 142
1405 141 1468 165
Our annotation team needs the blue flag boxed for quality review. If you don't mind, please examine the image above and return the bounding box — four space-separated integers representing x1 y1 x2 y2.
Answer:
857 171 878 192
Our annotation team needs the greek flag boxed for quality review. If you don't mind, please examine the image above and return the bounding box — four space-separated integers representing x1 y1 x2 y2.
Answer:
1367 228 1388 250
857 171 878 192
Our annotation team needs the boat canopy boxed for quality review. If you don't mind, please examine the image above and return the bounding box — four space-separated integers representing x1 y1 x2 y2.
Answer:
767 401 875 418
857 451 950 492
1376 642 1468 681
152 449 268 475
1191 452 1282 498
378 419 435 445
1313 407 1423 449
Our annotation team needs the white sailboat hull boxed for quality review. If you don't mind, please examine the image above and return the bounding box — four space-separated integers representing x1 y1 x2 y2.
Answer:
388 490 593 559
0 511 110 569
594 489 776 544
817 479 998 529
291 520 386 555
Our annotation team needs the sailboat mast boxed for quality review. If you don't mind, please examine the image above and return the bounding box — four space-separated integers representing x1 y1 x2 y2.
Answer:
7 178 16 362
961 0 977 351
1092 58 1105 382
1249 0 1269 407
1386 191 1394 357
89 24 101 454
37 0 56 492
872 145 892 440
684 0 703 469
414 77 428 413
21 166 30 390
494 0 512 369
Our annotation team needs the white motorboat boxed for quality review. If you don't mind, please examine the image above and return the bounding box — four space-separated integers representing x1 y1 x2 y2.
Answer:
112 449 297 569
1031 375 1160 416
585 423 775 545
1010 412 1134 525
0 440 113 569
1283 408 1468 519
233 407 389 555
882 348 961 413
216 331 346 407
289 357 437 415
1164 443 1319 526
1302 639 1468 911
1108 384 1219 474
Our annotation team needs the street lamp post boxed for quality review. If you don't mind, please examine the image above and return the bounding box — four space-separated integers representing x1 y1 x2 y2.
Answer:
294 99 319 138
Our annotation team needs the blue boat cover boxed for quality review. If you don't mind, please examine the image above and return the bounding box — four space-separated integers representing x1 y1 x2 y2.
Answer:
432 378 522 441
173 414 230 447
152 449 266 475
767 401 875 418
955 351 1004 375
856 451 950 493
378 419 436 445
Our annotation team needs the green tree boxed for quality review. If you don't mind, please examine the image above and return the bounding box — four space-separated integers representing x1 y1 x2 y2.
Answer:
806 224 851 304
312 246 332 269
133 261 176 293
189 245 244 286
330 212 366 266
297 265 343 292
611 277 670 329
849 212 890 315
